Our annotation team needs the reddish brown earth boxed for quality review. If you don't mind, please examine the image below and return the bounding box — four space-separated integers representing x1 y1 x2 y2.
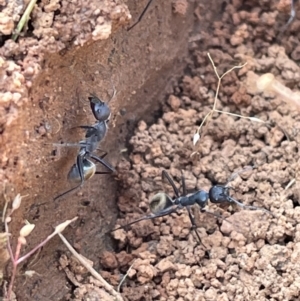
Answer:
1 0 300 300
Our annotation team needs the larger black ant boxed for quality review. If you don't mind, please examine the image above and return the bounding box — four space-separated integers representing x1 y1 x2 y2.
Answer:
111 169 273 247
54 95 115 200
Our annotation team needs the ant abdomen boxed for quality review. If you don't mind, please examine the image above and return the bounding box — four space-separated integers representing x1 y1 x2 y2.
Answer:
68 159 96 183
150 193 173 214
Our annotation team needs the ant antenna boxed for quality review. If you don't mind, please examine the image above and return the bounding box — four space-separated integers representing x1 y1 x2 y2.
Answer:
227 194 274 216
201 208 232 224
223 166 274 216
109 204 179 233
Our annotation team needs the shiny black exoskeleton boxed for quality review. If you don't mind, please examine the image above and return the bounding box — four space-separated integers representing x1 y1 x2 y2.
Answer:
111 169 273 246
111 170 211 247
54 96 115 200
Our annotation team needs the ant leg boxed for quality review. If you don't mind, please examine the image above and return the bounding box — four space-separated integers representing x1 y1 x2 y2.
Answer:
71 125 101 140
90 154 115 172
185 206 207 248
95 171 111 175
94 152 110 174
162 170 180 198
54 154 85 201
110 205 179 233
181 170 187 196
76 125 97 131
95 150 107 158
77 125 99 138
201 208 233 224
225 186 236 193
227 196 274 216
127 0 154 31
63 125 98 134
52 142 83 148
52 139 95 149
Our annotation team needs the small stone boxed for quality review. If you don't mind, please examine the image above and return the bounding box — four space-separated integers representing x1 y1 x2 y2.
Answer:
168 95 181 111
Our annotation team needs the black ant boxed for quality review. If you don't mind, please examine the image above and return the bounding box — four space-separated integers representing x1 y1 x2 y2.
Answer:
54 95 115 200
111 168 273 247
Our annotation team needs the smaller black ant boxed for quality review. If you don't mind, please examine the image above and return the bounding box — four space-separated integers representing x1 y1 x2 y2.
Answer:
54 95 115 200
111 168 273 247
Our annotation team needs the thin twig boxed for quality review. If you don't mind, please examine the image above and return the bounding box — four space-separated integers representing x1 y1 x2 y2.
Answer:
17 217 78 265
192 53 264 150
58 232 124 301
285 178 296 190
117 259 137 292
6 212 77 300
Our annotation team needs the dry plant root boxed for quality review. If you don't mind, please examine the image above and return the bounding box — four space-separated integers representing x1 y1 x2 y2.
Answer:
256 73 300 110
58 233 124 301
192 53 265 155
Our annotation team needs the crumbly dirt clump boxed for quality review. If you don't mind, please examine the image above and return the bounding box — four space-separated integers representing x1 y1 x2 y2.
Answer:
100 2 300 301
2 0 300 300
0 0 130 153
0 0 192 299
0 0 131 108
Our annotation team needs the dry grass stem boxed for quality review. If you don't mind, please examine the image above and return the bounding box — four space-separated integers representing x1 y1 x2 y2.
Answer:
58 232 124 301
192 53 265 153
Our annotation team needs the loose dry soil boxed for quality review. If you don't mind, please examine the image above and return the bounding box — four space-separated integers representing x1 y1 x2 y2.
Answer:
1 0 300 300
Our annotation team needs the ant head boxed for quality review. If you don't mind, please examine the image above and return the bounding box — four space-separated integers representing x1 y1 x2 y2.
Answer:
67 159 96 183
150 193 173 214
194 190 209 208
209 185 229 204
89 96 111 121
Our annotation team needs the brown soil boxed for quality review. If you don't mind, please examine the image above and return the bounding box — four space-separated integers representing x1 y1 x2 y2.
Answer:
1 0 300 300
